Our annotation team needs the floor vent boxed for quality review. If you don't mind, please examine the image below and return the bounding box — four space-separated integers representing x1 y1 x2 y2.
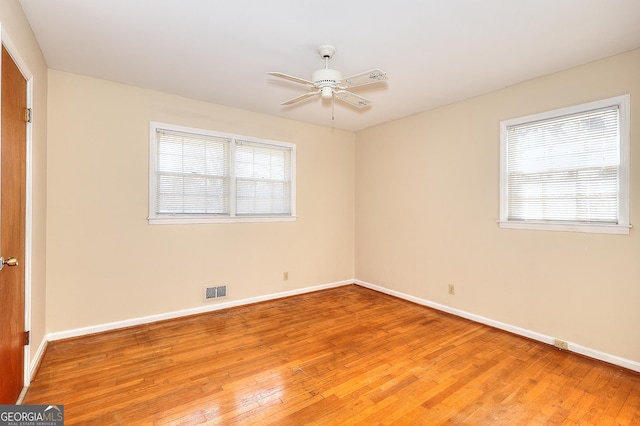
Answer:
204 285 227 301
216 285 227 298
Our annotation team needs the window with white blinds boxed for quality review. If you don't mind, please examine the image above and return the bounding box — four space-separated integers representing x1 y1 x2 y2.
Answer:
149 122 296 224
155 129 231 215
499 95 630 234
235 140 292 216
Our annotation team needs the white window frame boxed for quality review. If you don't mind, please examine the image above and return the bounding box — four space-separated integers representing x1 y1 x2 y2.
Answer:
149 122 296 224
499 95 630 235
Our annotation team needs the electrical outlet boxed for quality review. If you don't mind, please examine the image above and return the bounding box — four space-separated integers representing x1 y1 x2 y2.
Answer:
448 284 455 295
283 271 289 280
553 339 569 350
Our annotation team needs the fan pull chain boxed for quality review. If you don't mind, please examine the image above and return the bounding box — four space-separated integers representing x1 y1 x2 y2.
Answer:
331 95 335 120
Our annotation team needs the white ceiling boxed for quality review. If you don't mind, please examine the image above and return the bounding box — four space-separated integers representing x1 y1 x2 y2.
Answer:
18 0 640 132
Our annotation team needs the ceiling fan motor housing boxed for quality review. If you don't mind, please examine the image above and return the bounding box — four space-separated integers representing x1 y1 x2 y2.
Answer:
312 68 342 98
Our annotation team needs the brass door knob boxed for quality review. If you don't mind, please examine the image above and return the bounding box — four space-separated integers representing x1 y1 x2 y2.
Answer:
0 256 18 270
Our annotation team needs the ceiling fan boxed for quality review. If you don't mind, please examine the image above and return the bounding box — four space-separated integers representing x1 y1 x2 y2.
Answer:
268 45 388 109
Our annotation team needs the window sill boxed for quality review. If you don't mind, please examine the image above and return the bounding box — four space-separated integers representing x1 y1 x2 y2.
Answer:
497 220 631 235
149 215 297 225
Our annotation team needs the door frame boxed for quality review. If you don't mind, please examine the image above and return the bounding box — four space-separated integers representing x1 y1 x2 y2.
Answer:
0 23 34 390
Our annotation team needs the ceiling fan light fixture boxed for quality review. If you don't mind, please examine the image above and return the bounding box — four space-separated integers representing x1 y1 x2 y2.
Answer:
268 45 388 110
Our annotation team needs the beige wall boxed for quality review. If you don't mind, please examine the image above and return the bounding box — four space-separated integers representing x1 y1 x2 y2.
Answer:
0 1 48 365
46 70 355 332
355 48 640 363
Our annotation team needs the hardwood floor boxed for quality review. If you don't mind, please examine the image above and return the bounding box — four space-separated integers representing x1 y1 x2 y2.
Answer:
24 285 640 425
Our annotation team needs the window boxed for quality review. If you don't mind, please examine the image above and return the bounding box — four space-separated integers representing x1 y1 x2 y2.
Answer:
149 122 296 224
499 95 630 234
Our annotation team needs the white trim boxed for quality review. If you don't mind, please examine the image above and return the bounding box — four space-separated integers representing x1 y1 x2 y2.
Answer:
618 94 631 227
29 337 47 381
148 215 298 225
16 387 28 405
354 279 640 373
497 220 631 235
0 30 34 80
502 95 630 128
0 26 36 389
47 279 352 341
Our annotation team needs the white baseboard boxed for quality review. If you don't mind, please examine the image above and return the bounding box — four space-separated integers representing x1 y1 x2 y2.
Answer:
21 335 48 392
355 279 640 373
47 279 352 342
29 337 48 380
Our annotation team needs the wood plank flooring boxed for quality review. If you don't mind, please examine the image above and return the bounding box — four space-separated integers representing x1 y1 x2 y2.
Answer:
24 285 640 425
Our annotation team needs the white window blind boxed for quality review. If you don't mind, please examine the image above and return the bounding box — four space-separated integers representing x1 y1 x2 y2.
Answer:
499 95 630 234
156 129 230 215
235 141 292 216
149 122 296 224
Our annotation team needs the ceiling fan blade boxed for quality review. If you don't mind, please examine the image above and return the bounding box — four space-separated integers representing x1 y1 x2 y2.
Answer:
334 90 372 108
281 90 320 105
268 72 314 87
341 69 388 88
